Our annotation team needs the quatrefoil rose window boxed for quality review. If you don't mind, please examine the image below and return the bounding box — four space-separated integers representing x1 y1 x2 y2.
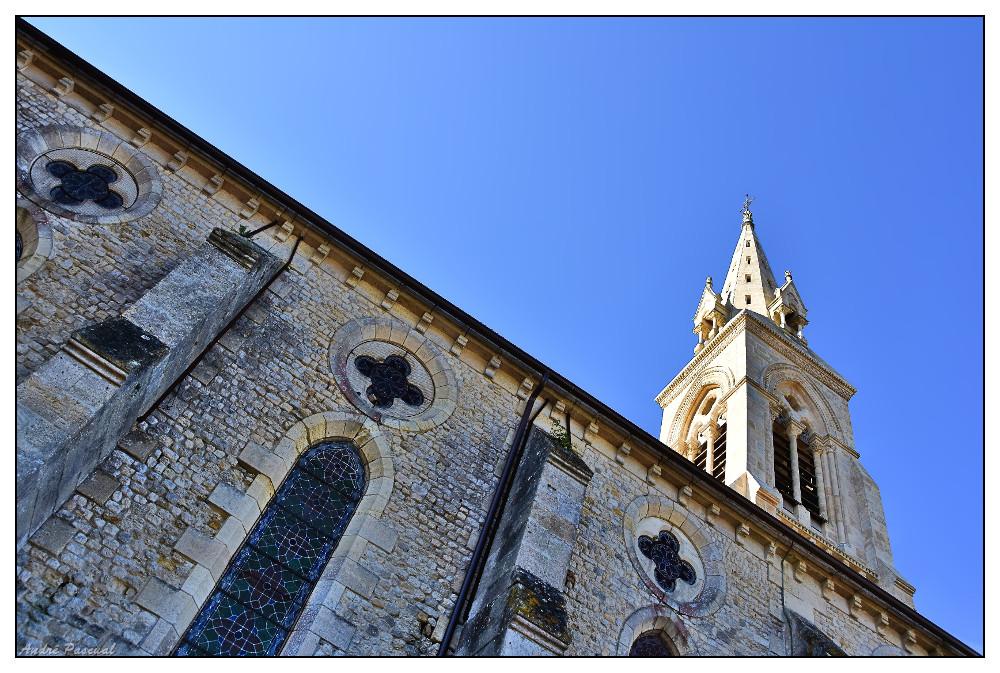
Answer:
46 160 125 209
638 530 697 593
330 317 458 432
354 354 425 408
16 126 162 224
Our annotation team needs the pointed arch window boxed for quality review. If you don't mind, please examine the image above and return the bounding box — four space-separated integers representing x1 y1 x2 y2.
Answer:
176 441 366 656
629 630 677 656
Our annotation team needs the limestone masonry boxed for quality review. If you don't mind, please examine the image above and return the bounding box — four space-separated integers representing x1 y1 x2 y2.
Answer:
14 20 976 657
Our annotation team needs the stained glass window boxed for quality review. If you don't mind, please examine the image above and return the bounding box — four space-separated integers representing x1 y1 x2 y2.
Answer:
354 354 424 408
176 440 366 656
46 160 124 209
629 630 676 656
638 530 696 593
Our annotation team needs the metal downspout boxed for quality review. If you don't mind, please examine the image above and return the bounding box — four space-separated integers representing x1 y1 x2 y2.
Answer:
436 373 549 656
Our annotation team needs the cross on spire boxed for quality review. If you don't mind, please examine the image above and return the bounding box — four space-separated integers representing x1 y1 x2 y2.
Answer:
741 194 754 224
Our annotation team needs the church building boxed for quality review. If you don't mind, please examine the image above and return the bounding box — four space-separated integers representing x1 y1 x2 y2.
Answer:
14 19 976 656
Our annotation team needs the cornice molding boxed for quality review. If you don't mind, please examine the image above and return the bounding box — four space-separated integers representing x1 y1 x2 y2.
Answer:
744 312 856 400
656 312 747 407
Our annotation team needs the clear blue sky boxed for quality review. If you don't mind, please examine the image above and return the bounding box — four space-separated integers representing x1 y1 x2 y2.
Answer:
25 17 983 651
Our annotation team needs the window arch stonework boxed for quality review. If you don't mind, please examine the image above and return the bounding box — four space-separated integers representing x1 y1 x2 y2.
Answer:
177 440 366 656
15 197 52 287
629 629 678 656
329 316 458 432
616 605 694 656
132 411 396 656
761 363 844 443
16 125 162 225
665 365 735 449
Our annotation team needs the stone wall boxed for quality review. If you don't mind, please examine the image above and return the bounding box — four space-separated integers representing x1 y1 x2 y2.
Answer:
16 72 235 387
560 441 911 656
15 70 525 656
14 42 969 658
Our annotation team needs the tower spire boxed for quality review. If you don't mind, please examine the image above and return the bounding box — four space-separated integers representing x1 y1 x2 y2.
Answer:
719 196 779 317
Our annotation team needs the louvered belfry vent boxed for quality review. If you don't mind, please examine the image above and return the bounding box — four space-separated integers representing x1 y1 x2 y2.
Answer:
712 423 727 482
773 422 795 508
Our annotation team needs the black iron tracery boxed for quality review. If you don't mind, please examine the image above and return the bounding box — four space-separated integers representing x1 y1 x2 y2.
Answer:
638 530 697 593
46 159 124 209
354 354 424 408
176 440 366 656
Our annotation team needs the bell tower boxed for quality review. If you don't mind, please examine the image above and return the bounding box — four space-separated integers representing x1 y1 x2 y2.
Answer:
655 198 916 605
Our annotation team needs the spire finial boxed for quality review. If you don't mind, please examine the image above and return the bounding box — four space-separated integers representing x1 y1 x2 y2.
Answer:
741 194 754 224
706 275 713 287
785 270 793 282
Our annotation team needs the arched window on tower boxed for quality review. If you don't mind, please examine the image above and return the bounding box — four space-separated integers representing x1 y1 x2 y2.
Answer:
772 421 826 528
629 630 678 657
176 440 366 656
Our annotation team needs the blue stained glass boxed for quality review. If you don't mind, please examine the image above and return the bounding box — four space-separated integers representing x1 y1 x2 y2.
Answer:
177 441 366 656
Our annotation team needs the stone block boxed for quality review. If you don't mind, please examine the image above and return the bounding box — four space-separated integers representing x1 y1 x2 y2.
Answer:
207 481 261 527
309 605 356 651
238 443 288 487
359 517 398 553
138 618 179 656
174 527 227 580
28 517 76 555
135 577 196 628
180 564 217 605
339 558 378 598
214 516 248 554
75 470 120 505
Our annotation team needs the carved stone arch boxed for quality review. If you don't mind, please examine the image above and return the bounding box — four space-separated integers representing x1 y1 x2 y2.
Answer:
666 365 736 449
16 197 53 287
134 410 397 655
616 605 695 656
623 494 726 617
278 410 397 654
762 363 843 441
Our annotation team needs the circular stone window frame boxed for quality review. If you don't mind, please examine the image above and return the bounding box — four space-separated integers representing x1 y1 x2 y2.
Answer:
16 197 52 285
16 125 163 225
330 316 458 432
623 494 726 617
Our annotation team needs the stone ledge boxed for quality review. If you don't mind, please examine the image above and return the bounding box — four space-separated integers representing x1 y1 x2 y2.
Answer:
71 317 168 377
509 566 570 647
74 470 120 505
207 227 267 269
28 517 76 555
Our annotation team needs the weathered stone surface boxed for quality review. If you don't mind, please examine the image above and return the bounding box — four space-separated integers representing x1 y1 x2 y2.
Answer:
15 224 283 546
13 34 970 659
75 470 120 505
28 517 76 555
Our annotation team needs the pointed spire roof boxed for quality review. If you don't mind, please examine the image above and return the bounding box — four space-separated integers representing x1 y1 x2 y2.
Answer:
718 196 780 319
